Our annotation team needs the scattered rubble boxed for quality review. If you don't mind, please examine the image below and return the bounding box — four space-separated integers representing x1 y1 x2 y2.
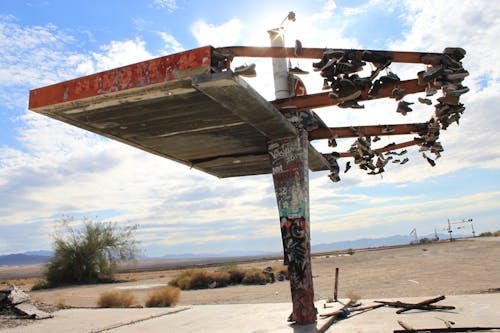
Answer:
0 285 54 320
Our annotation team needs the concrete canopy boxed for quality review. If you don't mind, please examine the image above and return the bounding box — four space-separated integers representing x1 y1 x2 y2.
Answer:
28 46 330 178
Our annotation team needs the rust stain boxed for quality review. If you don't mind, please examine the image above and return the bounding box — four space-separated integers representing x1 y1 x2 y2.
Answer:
29 46 212 110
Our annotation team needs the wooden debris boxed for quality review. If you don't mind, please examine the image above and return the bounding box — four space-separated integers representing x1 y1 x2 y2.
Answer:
375 295 455 314
398 320 416 332
393 326 500 332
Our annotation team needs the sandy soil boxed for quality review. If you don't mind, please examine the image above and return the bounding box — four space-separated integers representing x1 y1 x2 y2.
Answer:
3 237 499 308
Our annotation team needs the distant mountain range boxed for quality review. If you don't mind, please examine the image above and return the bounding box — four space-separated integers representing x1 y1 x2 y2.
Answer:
1 233 467 265
0 251 53 266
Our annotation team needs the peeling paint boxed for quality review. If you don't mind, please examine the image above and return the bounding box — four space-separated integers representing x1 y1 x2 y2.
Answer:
29 46 212 110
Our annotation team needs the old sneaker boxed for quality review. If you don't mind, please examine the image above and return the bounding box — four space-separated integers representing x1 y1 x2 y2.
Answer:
423 65 444 82
235 63 256 77
418 97 433 105
397 100 414 115
443 47 466 61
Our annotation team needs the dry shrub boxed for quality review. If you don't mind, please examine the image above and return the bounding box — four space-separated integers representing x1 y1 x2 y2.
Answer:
169 269 230 290
242 269 268 285
145 286 180 307
31 279 50 291
272 265 289 281
56 299 67 309
97 291 137 308
227 268 246 284
345 291 361 305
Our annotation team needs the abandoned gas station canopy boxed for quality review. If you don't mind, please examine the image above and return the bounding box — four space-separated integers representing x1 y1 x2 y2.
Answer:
28 46 331 178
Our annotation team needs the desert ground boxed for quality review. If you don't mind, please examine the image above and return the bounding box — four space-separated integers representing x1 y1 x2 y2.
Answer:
1 237 499 309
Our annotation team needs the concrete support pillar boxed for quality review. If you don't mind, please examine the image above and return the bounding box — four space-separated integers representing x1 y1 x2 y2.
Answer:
268 132 317 324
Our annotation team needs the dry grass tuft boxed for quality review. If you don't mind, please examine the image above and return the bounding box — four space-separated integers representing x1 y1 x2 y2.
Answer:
242 269 268 285
97 291 138 308
145 286 181 307
168 265 284 290
346 291 361 305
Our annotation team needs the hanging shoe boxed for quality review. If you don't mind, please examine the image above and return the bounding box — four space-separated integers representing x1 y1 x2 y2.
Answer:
294 39 303 57
446 69 469 81
443 47 466 61
423 65 444 82
437 95 460 106
289 66 309 75
381 126 395 134
373 135 381 142
418 97 433 105
322 79 331 90
400 157 409 165
328 136 338 147
329 173 341 183
397 100 414 115
234 63 256 77
398 149 408 156
423 153 436 167
392 87 406 100
344 161 351 173
338 100 365 109
337 79 361 102
361 50 393 66
445 85 469 97
426 85 438 97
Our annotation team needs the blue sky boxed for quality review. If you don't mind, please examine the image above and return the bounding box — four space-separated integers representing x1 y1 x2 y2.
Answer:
0 0 499 256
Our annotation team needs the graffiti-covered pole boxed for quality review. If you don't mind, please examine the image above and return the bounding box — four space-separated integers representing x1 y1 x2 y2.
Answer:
268 27 317 325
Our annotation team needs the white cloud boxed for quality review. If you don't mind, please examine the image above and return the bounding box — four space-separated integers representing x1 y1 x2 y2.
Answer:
152 0 178 12
191 19 242 47
157 31 184 54
77 38 154 75
0 19 84 88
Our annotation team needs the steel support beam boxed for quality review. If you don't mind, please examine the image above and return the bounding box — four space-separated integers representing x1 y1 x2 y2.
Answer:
334 139 420 158
268 132 317 324
217 46 442 64
271 79 424 112
309 123 427 140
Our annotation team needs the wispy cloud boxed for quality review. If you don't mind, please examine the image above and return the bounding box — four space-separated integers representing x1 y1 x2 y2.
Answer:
152 0 178 12
191 19 242 47
157 31 184 54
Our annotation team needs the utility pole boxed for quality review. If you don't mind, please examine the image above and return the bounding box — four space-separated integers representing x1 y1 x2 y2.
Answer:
447 218 453 241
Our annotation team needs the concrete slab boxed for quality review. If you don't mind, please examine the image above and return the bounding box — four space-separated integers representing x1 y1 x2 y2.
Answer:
3 294 499 333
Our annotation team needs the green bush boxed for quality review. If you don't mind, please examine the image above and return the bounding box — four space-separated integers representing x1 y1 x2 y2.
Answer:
45 217 139 286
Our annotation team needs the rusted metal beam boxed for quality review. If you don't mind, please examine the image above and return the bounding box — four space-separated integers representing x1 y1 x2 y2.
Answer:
29 46 213 110
271 79 425 112
217 46 442 63
309 123 427 140
331 140 420 159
